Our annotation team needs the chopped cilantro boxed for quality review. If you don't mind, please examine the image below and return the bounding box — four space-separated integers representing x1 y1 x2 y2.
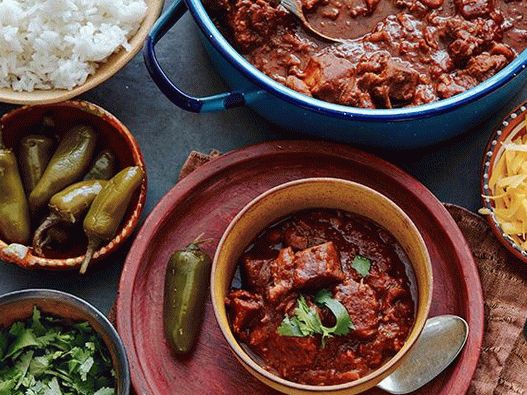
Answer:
351 255 371 277
277 290 354 347
0 307 115 395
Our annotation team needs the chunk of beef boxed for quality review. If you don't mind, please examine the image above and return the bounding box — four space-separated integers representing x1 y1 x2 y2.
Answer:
358 58 420 108
436 71 477 98
242 257 272 291
227 0 290 52
293 242 345 289
264 336 318 376
303 54 355 103
420 0 444 8
454 0 494 19
268 247 296 301
466 53 508 80
334 279 380 338
226 289 263 336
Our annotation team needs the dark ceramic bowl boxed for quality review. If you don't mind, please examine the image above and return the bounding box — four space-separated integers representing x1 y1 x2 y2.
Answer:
0 289 130 395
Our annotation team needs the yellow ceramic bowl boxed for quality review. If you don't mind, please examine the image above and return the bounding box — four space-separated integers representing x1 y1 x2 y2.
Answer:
212 178 433 395
0 0 164 105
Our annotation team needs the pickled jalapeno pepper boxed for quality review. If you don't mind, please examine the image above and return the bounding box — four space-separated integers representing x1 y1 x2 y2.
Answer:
33 179 107 256
29 125 97 214
0 126 31 245
18 134 55 193
84 150 116 181
164 237 212 355
80 166 144 274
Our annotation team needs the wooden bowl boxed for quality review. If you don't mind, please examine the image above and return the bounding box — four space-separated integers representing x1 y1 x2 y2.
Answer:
0 100 147 270
0 0 164 105
481 101 527 263
212 178 433 395
0 289 130 394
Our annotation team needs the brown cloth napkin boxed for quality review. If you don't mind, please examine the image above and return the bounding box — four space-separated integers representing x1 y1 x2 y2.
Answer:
111 151 527 395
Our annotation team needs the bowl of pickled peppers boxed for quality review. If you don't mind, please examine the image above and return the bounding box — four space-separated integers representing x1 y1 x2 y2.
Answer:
0 100 146 272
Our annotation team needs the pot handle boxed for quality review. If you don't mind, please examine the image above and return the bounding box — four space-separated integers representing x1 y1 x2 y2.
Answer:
144 0 250 112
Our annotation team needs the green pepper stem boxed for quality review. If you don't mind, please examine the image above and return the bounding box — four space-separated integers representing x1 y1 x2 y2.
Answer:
188 233 213 249
33 214 63 256
80 237 102 274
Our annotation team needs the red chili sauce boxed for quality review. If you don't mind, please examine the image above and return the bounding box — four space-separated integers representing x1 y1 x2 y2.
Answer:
205 0 527 109
225 209 416 385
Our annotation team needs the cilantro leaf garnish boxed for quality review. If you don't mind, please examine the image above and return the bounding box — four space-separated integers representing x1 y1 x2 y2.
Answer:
277 290 354 347
0 307 115 395
351 255 371 277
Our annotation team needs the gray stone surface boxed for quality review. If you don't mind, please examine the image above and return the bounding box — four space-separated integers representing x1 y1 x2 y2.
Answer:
1 12 526 314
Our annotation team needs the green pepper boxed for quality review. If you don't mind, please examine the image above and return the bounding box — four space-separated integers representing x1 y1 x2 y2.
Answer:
84 150 116 181
29 125 97 214
33 179 107 256
164 238 212 355
80 166 144 274
18 134 55 193
0 126 31 245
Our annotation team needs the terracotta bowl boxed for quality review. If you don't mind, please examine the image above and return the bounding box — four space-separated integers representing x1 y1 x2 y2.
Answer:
0 100 147 270
0 0 164 105
0 289 130 394
212 178 433 395
481 101 527 263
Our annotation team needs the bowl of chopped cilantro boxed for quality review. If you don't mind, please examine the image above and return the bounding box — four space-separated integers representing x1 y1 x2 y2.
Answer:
0 289 129 395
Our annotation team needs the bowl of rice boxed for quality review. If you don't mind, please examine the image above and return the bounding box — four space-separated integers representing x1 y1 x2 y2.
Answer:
0 0 164 105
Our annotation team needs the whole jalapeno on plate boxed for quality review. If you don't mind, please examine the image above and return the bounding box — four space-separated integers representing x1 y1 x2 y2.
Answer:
164 236 212 355
0 126 31 245
80 166 144 274
18 117 56 193
29 125 97 214
33 179 107 256
84 149 116 181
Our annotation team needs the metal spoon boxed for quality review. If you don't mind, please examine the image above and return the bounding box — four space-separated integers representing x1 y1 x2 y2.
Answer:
280 0 345 43
377 315 469 394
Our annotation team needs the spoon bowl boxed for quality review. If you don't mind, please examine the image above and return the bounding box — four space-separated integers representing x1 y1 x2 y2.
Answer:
377 315 469 394
280 0 346 43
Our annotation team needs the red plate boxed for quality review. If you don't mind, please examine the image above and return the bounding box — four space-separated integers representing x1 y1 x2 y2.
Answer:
116 141 483 395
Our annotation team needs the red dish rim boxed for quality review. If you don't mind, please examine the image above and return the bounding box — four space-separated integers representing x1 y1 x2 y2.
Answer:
116 140 484 394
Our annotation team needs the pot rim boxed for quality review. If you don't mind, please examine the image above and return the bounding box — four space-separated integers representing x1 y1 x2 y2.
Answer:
185 0 527 121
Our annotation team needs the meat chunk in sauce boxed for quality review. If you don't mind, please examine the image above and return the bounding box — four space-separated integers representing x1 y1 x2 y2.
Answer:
268 243 344 300
226 209 415 385
334 279 380 339
206 0 527 108
293 242 345 289
226 289 263 338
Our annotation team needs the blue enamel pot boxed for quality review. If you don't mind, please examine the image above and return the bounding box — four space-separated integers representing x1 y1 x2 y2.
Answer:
144 0 527 149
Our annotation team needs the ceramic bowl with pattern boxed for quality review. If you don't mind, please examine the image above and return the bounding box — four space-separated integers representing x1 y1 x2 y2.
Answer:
0 100 147 270
481 101 527 263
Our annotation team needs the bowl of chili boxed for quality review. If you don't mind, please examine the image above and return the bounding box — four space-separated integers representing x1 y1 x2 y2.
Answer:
212 178 433 394
0 100 147 271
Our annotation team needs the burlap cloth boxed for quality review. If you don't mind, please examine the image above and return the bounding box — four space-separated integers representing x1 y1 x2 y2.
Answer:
111 151 527 395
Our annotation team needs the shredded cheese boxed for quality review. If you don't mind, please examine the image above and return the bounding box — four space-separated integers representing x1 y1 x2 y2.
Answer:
482 129 527 249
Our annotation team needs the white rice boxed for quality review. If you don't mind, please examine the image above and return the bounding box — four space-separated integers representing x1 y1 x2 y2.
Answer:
0 0 148 92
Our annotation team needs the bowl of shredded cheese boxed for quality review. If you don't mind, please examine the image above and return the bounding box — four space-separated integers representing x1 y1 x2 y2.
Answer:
481 101 527 262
